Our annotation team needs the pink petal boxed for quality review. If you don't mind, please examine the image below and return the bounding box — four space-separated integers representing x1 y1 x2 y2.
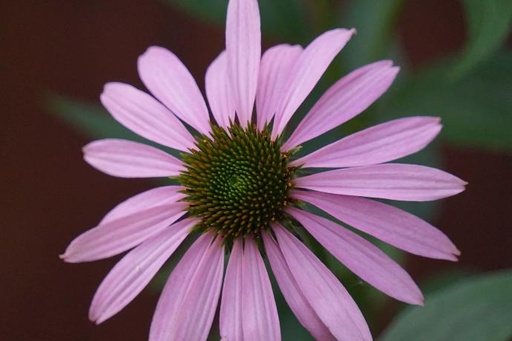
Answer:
137 46 211 134
241 238 280 340
61 202 187 262
263 232 335 341
221 239 280 341
205 51 236 128
284 61 399 149
271 29 355 139
89 218 196 323
150 233 224 341
220 239 244 340
273 225 372 341
293 190 460 260
294 117 442 168
83 139 184 178
99 185 185 224
226 0 261 126
295 164 467 202
289 208 423 305
256 44 302 130
100 82 195 152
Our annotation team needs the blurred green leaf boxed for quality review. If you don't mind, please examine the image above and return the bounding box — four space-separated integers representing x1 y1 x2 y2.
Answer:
162 0 309 41
420 268 478 296
45 93 140 141
383 52 512 152
380 270 512 341
46 93 183 161
453 0 512 78
340 0 406 68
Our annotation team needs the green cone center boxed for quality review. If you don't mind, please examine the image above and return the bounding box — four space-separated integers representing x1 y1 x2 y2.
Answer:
178 124 293 242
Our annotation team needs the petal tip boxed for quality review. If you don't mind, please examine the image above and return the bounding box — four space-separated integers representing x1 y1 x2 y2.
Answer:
448 247 461 261
416 296 425 307
89 311 104 325
59 252 75 263
406 289 424 306
137 46 165 66
102 81 121 92
60 248 79 263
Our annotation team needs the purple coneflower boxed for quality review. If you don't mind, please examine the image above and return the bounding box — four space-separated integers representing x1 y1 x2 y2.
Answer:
61 0 466 339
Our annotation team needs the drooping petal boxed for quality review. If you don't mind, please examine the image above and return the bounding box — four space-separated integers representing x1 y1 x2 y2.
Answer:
61 202 187 262
256 44 302 130
220 239 244 340
273 225 372 341
293 190 460 260
289 208 423 305
83 139 184 178
100 82 195 152
150 233 224 341
99 186 184 224
225 0 261 126
205 51 236 128
263 232 335 341
284 61 399 149
241 239 280 340
272 29 355 138
221 239 280 341
295 163 467 202
294 117 442 168
89 218 196 323
137 46 211 134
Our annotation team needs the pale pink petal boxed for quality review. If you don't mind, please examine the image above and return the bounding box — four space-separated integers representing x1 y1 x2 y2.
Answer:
294 117 442 168
89 218 196 323
271 29 355 138
100 82 195 152
220 239 244 340
284 61 399 149
137 46 211 134
263 232 335 341
83 139 184 178
241 239 280 340
295 164 467 202
226 0 261 126
289 208 423 305
99 186 185 224
273 225 372 341
256 44 302 130
221 239 280 340
61 202 187 262
293 190 459 260
150 233 224 341
205 51 236 128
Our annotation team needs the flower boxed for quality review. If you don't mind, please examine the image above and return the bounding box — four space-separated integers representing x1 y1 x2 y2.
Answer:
61 0 466 339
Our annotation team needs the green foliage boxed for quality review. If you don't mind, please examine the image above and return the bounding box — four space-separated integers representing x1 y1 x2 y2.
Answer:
45 93 140 141
453 0 512 78
161 0 309 41
382 52 512 152
340 0 406 68
45 93 183 161
380 270 512 341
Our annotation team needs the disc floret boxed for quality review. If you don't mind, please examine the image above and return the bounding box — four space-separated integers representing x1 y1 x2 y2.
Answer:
178 124 294 243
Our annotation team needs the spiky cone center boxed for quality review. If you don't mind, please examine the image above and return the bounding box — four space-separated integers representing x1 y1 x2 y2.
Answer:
178 124 294 244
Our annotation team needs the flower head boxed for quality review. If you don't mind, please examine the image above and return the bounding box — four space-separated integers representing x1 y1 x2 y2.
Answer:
62 0 466 339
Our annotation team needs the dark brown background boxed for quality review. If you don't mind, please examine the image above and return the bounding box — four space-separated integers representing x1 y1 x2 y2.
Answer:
2 0 511 340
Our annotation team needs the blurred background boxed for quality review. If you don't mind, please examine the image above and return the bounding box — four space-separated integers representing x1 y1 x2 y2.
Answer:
2 0 511 340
